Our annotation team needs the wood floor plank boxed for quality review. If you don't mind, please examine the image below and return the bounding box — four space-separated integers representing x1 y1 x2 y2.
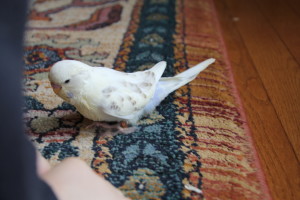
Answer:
213 1 300 200
254 0 300 65
286 0 300 16
224 0 300 160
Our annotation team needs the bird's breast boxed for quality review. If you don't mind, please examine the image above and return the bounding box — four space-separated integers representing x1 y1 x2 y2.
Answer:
73 99 121 122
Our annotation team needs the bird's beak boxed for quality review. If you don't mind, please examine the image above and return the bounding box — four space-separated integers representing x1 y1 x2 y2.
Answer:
51 82 62 94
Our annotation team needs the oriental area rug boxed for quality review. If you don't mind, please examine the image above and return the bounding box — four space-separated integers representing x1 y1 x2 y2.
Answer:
23 0 271 199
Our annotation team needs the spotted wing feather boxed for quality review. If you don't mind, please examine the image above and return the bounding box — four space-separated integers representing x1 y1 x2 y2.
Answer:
98 61 166 120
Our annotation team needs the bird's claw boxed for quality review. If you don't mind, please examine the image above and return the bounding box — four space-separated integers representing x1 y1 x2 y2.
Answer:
84 121 136 135
120 121 128 128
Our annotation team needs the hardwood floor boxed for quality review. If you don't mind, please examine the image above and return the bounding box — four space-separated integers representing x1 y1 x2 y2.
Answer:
213 0 300 200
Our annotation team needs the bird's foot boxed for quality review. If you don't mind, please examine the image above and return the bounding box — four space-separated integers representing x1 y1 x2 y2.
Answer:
84 121 112 130
120 121 128 128
117 125 136 134
84 121 136 135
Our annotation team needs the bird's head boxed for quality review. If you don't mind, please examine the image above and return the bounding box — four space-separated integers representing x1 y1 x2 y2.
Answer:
48 60 90 101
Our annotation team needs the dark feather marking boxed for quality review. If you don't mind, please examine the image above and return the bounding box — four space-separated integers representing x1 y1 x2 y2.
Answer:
131 100 136 105
102 87 116 94
110 101 120 111
141 82 152 88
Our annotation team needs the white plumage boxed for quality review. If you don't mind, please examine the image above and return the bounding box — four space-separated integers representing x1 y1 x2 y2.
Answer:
48 58 215 124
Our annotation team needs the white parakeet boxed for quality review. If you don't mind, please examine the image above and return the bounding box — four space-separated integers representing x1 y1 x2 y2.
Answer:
48 58 215 125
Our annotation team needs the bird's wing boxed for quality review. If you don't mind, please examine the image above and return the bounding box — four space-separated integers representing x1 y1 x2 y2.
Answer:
93 61 167 119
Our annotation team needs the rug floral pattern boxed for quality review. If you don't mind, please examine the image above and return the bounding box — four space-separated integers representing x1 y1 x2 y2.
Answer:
24 0 269 199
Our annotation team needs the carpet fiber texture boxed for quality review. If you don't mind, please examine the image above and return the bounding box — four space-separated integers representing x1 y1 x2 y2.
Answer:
24 0 270 199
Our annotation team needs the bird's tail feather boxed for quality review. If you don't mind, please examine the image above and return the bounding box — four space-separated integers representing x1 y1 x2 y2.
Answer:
158 58 215 98
143 58 215 114
175 58 215 80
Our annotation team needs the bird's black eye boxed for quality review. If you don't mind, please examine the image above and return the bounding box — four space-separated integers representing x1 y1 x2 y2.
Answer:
64 79 70 84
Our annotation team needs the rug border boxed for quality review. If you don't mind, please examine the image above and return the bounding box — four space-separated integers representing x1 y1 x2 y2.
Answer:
209 0 273 199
